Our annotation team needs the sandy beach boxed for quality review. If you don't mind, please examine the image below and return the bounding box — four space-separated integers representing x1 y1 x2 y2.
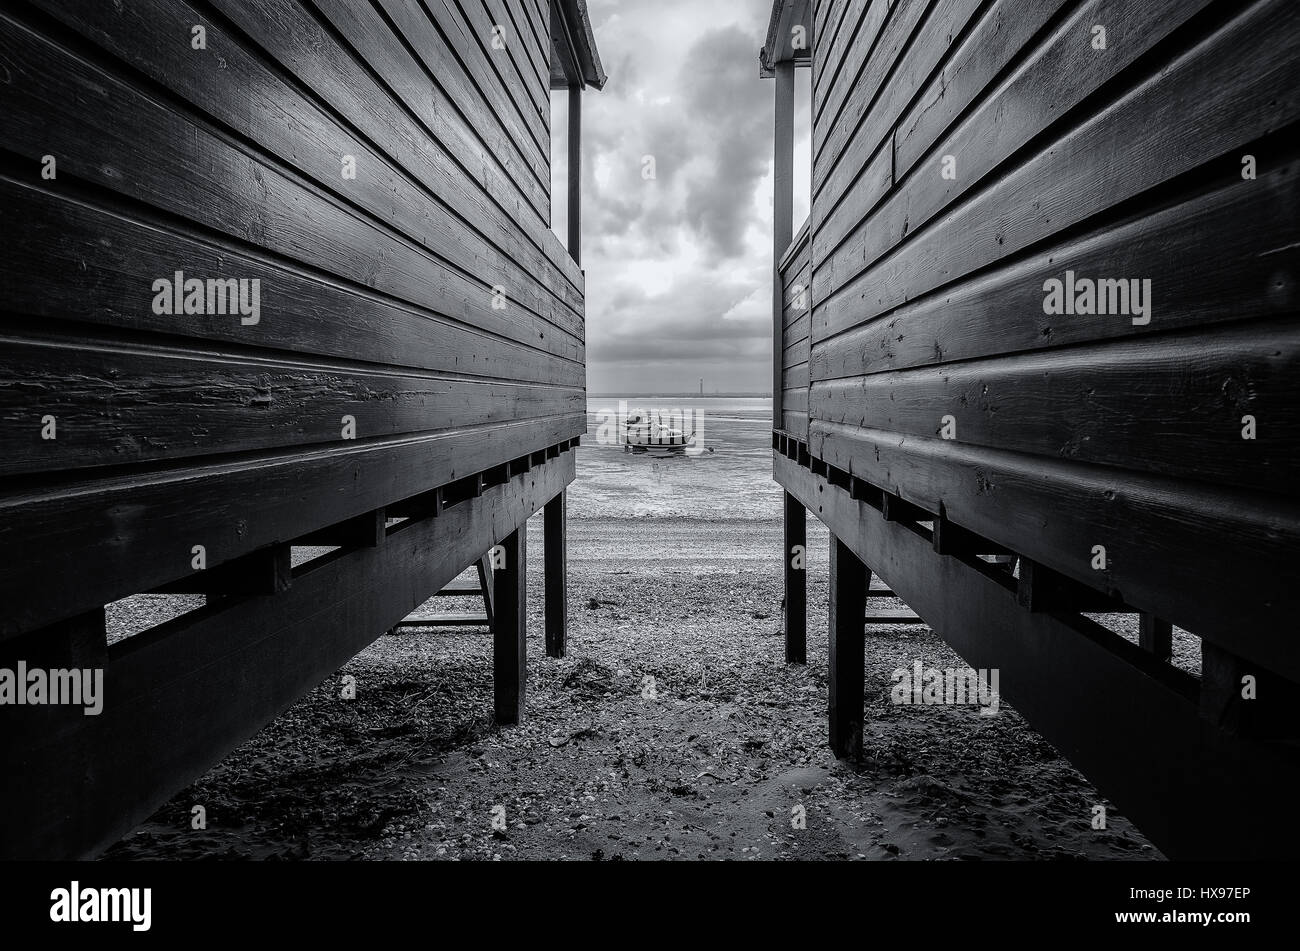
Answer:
105 399 1160 861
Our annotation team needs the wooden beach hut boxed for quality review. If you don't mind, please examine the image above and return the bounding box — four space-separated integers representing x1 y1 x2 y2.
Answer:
763 0 1300 858
0 0 604 859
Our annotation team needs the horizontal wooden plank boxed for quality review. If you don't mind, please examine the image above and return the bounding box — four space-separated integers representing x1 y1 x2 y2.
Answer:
815 0 985 211
814 0 925 166
375 0 549 186
782 386 810 415
811 133 893 274
775 452 1300 860
813 0 837 55
805 421 1300 682
486 0 550 103
0 334 583 475
0 420 584 638
812 0 884 128
0 16 583 356
780 218 813 273
458 0 549 131
394 612 491 627
783 311 811 351
0 452 572 860
782 260 811 306
207 0 581 294
863 609 925 623
810 150 1300 380
892 0 1070 179
0 178 584 383
783 410 810 439
433 584 485 597
810 319 1300 495
26 0 582 327
815 0 1253 335
783 337 811 372
314 0 550 220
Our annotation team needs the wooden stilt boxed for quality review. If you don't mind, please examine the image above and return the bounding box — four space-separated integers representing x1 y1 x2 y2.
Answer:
494 527 526 725
544 491 567 658
784 491 806 664
476 553 495 631
829 535 868 759
1139 613 1173 662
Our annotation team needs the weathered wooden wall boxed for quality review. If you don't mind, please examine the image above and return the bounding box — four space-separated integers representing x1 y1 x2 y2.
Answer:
780 222 811 439
801 0 1300 679
0 0 587 858
771 0 1300 857
0 0 584 636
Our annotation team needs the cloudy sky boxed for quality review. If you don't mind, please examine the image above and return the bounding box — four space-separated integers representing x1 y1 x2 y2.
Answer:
551 0 811 395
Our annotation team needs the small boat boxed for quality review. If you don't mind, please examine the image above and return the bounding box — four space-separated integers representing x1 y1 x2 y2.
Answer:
623 408 697 454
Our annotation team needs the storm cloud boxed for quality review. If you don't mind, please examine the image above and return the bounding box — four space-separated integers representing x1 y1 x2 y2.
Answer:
552 0 811 394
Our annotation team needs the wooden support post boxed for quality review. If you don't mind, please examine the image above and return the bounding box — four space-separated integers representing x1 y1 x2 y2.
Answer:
772 59 794 430
568 85 582 266
494 527 526 725
829 535 867 759
544 490 567 658
783 491 806 664
476 553 495 631
1139 613 1173 662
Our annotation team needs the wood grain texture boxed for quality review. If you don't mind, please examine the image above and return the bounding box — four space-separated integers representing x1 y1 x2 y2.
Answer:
0 17 583 355
0 182 585 386
26 0 581 324
810 152 1299 381
0 335 584 475
776 453 1300 860
0 453 573 860
814 0 1256 334
809 318 1300 494
207 0 580 291
0 0 586 631
315 0 550 218
805 423 1300 682
0 427 583 638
